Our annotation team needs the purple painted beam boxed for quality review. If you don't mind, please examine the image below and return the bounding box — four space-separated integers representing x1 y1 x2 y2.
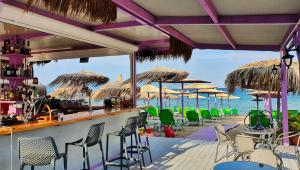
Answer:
280 23 299 50
159 26 194 47
112 0 195 47
156 14 298 25
195 43 279 51
92 21 142 32
138 39 169 48
197 0 236 49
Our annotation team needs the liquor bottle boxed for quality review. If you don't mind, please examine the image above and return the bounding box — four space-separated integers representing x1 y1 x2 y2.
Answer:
9 38 15 53
6 64 11 76
20 64 24 77
15 39 20 54
2 64 7 77
16 65 21 77
6 39 10 54
1 39 6 54
11 64 15 77
20 40 26 55
26 41 31 55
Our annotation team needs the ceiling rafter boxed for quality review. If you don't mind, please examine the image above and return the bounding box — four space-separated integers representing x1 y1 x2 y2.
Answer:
197 0 236 49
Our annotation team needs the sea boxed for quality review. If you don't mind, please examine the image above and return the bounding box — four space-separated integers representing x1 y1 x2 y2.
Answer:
47 87 300 115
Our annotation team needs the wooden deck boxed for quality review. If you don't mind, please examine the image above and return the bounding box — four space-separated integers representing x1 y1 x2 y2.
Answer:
113 137 299 170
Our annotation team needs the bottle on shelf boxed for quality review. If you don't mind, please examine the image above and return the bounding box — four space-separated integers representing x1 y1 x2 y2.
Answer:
6 64 11 76
15 39 21 54
9 38 15 54
6 39 10 54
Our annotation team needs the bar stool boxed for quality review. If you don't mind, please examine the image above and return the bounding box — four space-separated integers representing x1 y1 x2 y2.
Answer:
127 112 153 166
65 122 106 170
106 116 142 170
18 136 67 170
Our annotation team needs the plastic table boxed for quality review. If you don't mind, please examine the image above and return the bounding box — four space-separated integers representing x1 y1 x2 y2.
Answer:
214 161 276 170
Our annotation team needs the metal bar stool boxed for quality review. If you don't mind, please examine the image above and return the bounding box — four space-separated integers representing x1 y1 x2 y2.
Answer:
127 112 153 166
106 116 142 170
65 122 106 170
18 136 67 170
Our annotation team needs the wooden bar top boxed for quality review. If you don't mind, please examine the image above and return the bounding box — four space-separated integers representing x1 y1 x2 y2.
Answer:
0 107 140 135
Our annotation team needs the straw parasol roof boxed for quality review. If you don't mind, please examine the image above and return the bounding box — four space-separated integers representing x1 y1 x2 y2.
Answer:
162 86 181 94
198 88 225 94
137 92 156 100
184 83 216 90
248 90 280 98
225 59 299 94
49 70 109 87
180 93 206 99
140 84 159 93
128 67 189 84
91 75 131 99
166 94 180 99
51 86 84 99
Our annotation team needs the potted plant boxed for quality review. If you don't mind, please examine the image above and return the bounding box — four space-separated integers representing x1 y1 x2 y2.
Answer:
288 113 300 145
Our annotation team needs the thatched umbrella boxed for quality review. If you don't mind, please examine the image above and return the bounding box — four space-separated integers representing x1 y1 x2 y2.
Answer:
184 83 216 109
49 70 109 87
216 93 240 108
198 89 224 110
139 84 159 105
126 67 189 109
51 86 84 99
92 75 132 100
26 0 117 24
225 59 299 94
49 70 109 110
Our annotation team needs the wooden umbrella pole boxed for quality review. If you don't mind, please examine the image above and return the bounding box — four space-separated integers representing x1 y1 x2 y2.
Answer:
147 92 150 105
159 80 163 109
214 94 217 108
207 93 210 110
196 90 199 109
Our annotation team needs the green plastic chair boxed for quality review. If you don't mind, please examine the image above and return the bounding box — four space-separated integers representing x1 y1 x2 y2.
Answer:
186 110 201 125
231 108 239 115
184 107 191 118
210 108 220 119
146 106 158 117
223 108 231 116
159 109 183 130
288 110 299 116
249 110 271 128
201 109 211 121
177 107 182 115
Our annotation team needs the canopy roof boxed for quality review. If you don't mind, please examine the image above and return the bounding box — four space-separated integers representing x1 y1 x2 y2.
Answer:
197 88 225 94
0 0 299 62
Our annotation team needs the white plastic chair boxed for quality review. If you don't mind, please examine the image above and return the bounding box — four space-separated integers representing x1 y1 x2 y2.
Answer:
234 149 283 169
214 124 236 162
272 132 300 165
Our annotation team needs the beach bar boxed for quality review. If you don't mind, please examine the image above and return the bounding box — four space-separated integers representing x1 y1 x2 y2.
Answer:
0 0 299 169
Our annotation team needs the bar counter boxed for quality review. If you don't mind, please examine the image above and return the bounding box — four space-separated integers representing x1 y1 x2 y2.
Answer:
0 107 137 135
0 106 147 170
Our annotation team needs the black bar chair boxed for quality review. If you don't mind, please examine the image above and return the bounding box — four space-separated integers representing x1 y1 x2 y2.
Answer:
65 122 106 170
18 136 67 170
127 112 153 166
106 116 142 170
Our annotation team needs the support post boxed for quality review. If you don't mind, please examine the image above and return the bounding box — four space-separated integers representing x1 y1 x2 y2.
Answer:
130 53 137 107
277 90 281 120
196 90 199 109
181 82 184 122
207 93 210 110
280 51 289 146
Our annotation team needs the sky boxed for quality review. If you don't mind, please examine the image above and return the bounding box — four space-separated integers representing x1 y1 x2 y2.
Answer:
34 49 280 88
